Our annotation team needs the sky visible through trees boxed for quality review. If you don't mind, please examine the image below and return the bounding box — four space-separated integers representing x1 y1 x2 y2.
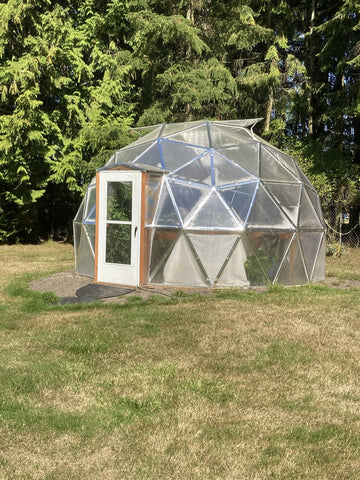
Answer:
0 0 359 241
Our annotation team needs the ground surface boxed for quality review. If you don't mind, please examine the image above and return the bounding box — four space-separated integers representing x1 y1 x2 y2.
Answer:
29 268 360 304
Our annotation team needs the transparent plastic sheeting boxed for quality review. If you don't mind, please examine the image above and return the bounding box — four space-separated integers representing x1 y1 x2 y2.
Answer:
74 120 326 287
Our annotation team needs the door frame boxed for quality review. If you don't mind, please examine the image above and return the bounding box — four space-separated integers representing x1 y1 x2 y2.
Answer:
94 168 146 286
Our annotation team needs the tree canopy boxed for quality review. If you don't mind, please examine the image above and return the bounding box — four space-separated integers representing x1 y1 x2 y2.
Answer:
0 0 359 241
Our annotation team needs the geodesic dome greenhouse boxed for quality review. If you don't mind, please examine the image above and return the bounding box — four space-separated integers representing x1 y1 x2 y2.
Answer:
73 119 326 288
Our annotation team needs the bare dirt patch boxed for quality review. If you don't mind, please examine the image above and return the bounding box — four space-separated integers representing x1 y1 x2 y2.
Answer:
29 268 360 305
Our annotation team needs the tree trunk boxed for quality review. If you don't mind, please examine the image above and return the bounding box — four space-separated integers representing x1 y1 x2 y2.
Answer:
307 0 316 137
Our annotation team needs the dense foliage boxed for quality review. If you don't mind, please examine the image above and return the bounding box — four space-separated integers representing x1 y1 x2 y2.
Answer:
0 0 359 241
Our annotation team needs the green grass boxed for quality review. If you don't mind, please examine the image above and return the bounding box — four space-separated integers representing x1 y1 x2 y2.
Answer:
1 243 360 479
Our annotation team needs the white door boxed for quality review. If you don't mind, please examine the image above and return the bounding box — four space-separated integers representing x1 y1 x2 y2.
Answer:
96 170 142 285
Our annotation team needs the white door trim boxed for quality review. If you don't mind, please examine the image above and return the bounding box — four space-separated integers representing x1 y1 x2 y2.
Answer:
96 170 142 286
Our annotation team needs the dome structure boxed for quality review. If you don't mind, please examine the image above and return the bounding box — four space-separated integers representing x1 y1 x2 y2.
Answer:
73 119 326 287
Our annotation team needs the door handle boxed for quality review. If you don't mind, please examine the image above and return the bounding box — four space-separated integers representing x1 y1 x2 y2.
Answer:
134 226 138 237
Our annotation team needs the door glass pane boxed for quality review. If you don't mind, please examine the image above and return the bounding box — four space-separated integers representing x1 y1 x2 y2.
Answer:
107 182 132 221
106 224 132 264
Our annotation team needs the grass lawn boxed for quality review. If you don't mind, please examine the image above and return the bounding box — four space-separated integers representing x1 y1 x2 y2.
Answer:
1 242 360 479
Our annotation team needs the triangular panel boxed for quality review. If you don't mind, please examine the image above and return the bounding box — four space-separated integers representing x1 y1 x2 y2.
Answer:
153 182 182 227
85 186 96 219
169 180 210 224
266 147 300 179
260 145 299 183
188 233 238 283
246 183 294 229
299 188 324 230
311 234 326 283
217 235 253 286
146 176 162 225
160 139 208 172
149 228 181 283
299 231 324 280
263 182 301 226
132 142 164 169
296 164 313 188
187 191 240 229
162 122 204 137
74 199 85 222
209 124 253 148
162 234 207 286
77 225 95 278
246 230 294 284
105 154 116 166
128 126 163 146
166 124 210 147
116 141 156 164
305 186 325 227
213 152 256 185
219 181 258 224
218 142 260 177
170 152 213 186
276 235 308 285
84 223 95 253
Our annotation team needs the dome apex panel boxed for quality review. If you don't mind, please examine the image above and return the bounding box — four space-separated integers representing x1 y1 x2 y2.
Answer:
209 124 255 148
166 123 210 147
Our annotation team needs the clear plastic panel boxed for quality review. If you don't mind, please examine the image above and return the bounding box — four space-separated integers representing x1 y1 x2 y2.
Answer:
246 183 293 229
264 182 301 225
166 124 210 147
106 154 116 166
213 152 256 185
169 180 210 224
218 234 253 286
299 231 323 280
73 221 82 266
162 121 204 137
217 142 260 177
146 174 163 224
276 235 308 285
77 225 95 277
311 234 326 283
305 186 325 227
260 145 299 183
132 141 163 169
246 231 294 284
274 150 300 179
188 233 238 283
127 126 163 146
299 188 324 230
149 228 181 283
295 164 313 187
219 181 258 225
115 141 156 165
84 223 95 254
152 181 182 227
187 191 240 229
85 186 96 219
74 199 85 222
160 139 208 172
209 124 253 148
162 234 207 286
170 152 212 186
